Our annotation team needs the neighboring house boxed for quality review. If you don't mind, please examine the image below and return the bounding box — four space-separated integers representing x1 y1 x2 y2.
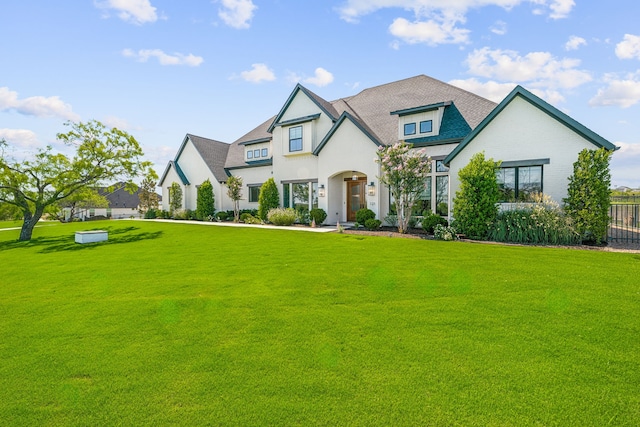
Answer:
159 75 616 224
66 183 161 220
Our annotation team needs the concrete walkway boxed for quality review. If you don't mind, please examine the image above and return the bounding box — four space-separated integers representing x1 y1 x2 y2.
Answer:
144 218 343 233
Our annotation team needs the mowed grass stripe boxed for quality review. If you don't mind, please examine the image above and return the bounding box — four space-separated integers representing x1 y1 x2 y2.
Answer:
0 220 638 425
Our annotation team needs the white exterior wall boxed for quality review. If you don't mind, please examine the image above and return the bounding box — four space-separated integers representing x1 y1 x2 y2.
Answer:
317 120 380 224
449 96 601 213
226 165 273 211
178 141 218 211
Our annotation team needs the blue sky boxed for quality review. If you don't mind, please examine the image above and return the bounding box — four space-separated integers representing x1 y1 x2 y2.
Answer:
1 0 639 188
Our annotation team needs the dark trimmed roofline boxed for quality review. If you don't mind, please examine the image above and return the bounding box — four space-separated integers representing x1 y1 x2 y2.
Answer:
273 113 321 128
159 160 190 186
313 111 382 156
390 101 451 116
238 137 271 146
267 84 338 133
444 85 618 166
225 159 273 171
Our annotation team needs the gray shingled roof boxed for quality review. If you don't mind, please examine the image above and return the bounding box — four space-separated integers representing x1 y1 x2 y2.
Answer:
223 74 497 169
185 134 230 182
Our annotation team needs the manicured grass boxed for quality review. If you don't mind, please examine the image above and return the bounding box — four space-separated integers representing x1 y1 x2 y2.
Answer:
0 220 638 425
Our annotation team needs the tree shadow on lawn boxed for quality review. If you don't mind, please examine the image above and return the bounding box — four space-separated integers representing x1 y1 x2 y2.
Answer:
0 226 163 253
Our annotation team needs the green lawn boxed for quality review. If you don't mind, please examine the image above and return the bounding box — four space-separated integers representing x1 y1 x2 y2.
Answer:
0 220 638 425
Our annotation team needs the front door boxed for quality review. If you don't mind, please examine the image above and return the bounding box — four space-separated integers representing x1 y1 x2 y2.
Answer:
347 181 366 222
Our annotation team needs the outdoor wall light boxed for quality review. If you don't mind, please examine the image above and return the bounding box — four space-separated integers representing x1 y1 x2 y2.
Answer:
352 175 358 181
318 184 326 197
368 181 376 196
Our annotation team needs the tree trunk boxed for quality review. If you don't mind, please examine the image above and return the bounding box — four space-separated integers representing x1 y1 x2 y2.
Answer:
19 207 44 241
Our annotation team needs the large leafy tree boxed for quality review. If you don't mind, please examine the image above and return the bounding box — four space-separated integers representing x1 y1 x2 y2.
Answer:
452 152 501 240
0 120 152 241
257 177 279 221
226 175 243 222
376 142 431 233
564 148 612 245
196 179 215 220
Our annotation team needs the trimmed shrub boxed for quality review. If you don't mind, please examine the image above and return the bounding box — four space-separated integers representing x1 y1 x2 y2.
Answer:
144 208 157 219
196 179 215 220
267 208 297 226
365 218 382 230
215 211 228 221
452 152 501 240
258 178 279 221
240 212 252 223
241 214 261 224
421 212 448 234
434 224 458 241
309 208 327 225
355 208 375 224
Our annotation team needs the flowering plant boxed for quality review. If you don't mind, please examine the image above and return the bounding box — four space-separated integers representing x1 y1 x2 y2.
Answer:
375 142 431 233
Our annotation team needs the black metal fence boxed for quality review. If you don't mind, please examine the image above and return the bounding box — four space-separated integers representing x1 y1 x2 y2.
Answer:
609 204 640 244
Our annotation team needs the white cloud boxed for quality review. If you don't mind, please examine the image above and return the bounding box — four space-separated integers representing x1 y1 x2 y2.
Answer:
565 35 586 51
448 78 516 102
0 87 79 121
615 34 640 60
218 0 257 29
240 63 276 83
337 1 574 46
286 72 302 85
0 129 40 150
490 20 507 35
122 49 204 66
303 68 335 87
611 141 640 188
102 116 133 130
389 17 470 46
95 0 158 25
589 72 640 108
465 47 591 91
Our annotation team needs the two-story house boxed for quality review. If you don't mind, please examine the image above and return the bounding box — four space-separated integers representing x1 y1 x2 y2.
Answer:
159 74 616 224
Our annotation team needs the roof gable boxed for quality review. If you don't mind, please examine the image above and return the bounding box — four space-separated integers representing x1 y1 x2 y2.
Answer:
444 85 617 165
313 111 382 156
159 134 229 185
267 84 338 133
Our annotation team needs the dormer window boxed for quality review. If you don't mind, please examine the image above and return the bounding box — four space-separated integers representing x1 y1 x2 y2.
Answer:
254 149 260 158
247 150 253 159
404 123 416 136
261 148 268 157
420 120 433 133
289 126 303 152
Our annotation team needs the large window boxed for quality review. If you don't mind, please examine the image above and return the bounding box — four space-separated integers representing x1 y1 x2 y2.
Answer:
497 166 542 202
435 176 449 216
289 126 302 152
248 185 261 203
389 159 449 216
282 182 318 212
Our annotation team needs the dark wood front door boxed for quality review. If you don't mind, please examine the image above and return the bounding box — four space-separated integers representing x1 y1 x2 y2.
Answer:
347 181 366 221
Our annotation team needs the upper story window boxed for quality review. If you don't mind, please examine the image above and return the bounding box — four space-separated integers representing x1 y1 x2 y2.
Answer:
289 126 303 152
247 150 253 159
254 149 260 158
261 148 268 157
420 120 433 133
404 123 416 136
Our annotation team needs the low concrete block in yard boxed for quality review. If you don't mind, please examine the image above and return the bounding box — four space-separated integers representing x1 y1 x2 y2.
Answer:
75 230 108 244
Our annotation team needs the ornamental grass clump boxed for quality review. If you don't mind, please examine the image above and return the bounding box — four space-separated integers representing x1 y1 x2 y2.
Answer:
267 208 297 226
489 193 580 245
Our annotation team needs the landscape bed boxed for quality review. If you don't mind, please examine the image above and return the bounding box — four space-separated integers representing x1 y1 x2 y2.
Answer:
0 220 638 425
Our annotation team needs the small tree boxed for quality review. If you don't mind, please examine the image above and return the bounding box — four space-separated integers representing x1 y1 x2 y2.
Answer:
564 148 612 245
257 177 279 221
169 182 182 214
376 142 431 233
452 152 501 240
138 172 159 215
61 187 109 221
226 175 243 222
196 179 215 220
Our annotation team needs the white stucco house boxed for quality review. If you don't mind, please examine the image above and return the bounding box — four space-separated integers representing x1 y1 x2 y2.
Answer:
159 75 616 224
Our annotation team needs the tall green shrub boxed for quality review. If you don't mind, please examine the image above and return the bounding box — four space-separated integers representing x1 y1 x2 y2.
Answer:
196 179 215 220
169 182 182 215
258 178 279 221
452 152 501 240
564 148 612 245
